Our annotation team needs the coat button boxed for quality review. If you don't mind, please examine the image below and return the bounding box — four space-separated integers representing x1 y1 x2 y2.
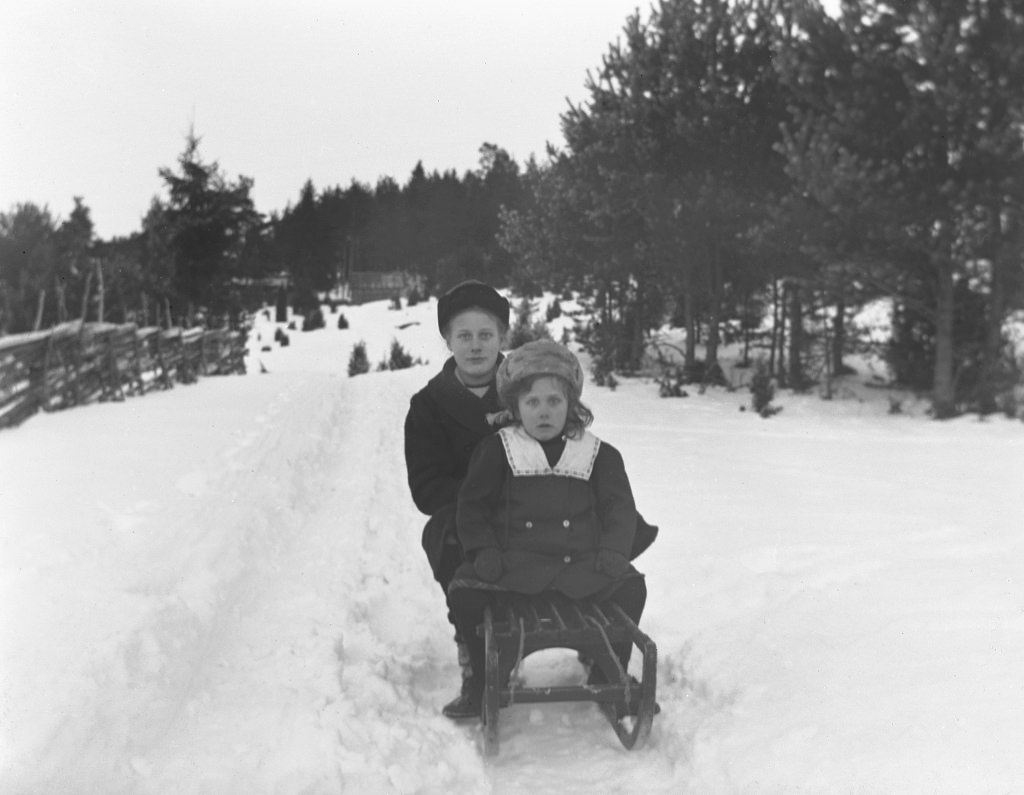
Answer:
563 554 571 564
562 519 570 527
525 521 533 528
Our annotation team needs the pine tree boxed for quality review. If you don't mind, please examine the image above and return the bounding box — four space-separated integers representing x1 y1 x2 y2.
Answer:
385 339 414 370
779 0 1024 417
533 0 793 372
157 129 263 320
54 197 95 322
347 340 370 376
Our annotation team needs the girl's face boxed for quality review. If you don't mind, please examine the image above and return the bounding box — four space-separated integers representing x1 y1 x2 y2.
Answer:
516 376 569 442
446 309 503 387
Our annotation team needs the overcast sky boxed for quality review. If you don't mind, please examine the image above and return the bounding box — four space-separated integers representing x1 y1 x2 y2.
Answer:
1 1 655 240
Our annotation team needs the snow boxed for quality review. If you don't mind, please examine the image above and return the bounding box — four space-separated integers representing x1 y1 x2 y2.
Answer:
2 297 1023 794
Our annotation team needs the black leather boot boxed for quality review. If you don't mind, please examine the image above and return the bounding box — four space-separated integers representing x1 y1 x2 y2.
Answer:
442 676 482 719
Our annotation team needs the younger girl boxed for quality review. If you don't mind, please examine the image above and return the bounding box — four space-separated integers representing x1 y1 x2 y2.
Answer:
448 340 647 714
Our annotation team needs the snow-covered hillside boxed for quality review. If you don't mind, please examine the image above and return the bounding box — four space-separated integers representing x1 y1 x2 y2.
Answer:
1 297 1022 794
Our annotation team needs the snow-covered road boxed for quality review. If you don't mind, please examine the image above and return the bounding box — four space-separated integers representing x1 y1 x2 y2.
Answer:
2 299 1023 794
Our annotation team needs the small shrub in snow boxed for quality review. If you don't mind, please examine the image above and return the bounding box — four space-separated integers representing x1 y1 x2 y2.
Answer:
337 313 349 330
389 294 402 311
888 396 904 415
274 328 290 347
407 287 422 307
658 366 688 398
348 341 370 376
302 307 325 331
383 339 415 371
545 300 562 322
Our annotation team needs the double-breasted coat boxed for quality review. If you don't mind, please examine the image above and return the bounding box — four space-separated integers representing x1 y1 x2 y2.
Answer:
453 426 642 599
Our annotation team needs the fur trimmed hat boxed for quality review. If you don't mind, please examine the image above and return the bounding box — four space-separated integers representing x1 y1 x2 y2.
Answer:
497 340 584 408
437 280 510 334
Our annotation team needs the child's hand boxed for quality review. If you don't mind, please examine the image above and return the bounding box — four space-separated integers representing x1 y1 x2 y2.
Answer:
595 549 629 577
473 548 503 582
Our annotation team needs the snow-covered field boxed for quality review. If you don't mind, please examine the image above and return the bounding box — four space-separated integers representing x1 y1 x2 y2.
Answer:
1 296 1022 794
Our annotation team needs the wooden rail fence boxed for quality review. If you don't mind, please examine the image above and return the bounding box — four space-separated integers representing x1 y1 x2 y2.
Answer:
0 321 248 430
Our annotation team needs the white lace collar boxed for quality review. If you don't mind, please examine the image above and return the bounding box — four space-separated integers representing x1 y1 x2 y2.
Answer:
497 425 600 481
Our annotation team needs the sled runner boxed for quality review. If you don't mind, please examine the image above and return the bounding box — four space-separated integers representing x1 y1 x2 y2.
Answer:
478 591 657 756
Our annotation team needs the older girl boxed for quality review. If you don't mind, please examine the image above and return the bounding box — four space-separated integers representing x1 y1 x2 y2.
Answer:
404 280 512 717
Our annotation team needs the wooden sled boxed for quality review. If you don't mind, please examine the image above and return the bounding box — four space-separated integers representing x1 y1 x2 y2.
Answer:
478 591 657 756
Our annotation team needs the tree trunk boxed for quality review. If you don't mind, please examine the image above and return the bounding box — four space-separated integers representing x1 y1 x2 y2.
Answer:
705 243 722 367
931 258 957 419
96 261 105 323
832 298 846 375
787 281 803 388
79 270 94 321
33 290 46 331
630 275 646 371
55 276 68 323
116 282 128 324
979 204 1011 415
769 278 779 375
822 297 833 400
742 295 752 367
977 258 1003 414
683 266 697 371
777 279 788 382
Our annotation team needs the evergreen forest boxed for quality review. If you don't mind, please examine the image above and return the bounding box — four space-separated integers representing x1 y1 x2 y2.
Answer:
2 0 1022 419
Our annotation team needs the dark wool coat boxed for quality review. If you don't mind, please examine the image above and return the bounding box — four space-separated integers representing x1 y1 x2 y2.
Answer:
453 431 642 599
404 355 507 572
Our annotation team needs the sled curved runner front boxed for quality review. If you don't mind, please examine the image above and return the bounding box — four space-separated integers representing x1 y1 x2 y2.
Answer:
478 592 657 756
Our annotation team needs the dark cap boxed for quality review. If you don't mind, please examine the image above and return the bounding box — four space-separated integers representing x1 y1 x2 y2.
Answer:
437 280 510 335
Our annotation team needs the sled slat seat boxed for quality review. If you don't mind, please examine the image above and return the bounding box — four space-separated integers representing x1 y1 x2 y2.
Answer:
477 591 657 756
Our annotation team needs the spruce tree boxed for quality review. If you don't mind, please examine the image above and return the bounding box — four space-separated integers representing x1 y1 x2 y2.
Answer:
157 129 262 320
347 340 370 376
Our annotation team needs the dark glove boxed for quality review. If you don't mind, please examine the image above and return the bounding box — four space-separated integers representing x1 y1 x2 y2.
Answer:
473 548 503 582
594 549 629 578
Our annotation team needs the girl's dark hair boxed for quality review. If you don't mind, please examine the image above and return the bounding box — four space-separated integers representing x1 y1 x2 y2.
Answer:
502 374 594 439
